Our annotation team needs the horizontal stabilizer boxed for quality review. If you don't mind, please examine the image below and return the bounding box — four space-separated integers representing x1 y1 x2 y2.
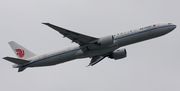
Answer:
3 57 30 64
18 67 26 72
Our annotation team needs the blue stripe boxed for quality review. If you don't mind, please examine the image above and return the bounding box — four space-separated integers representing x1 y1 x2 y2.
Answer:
114 25 174 41
21 48 80 68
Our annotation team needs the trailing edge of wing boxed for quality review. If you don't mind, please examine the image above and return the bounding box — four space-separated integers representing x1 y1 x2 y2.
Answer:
42 23 98 46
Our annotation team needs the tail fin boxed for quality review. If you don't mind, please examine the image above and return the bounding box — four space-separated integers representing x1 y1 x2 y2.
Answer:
8 41 36 59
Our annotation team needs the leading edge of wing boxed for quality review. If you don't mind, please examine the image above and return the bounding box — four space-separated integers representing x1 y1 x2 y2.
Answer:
42 23 98 46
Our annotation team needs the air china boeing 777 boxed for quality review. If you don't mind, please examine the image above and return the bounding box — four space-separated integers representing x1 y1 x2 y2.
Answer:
3 23 176 72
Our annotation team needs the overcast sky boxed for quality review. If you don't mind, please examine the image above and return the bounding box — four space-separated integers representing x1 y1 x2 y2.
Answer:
0 0 180 91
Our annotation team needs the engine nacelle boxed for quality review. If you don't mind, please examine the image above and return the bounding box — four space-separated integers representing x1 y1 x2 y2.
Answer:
109 49 127 60
98 35 114 46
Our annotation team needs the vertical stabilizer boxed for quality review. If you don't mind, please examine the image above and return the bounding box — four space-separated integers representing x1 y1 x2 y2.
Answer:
8 41 36 59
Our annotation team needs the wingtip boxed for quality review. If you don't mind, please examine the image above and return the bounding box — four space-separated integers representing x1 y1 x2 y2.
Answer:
42 22 50 25
3 57 8 60
86 64 92 67
42 22 48 24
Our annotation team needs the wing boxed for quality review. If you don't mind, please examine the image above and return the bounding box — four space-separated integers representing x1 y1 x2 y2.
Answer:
43 23 98 46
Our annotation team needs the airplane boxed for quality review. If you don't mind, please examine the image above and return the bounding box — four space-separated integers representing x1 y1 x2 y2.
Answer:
3 23 176 72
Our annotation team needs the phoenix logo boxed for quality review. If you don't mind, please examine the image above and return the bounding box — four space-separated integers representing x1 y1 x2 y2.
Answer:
15 49 25 58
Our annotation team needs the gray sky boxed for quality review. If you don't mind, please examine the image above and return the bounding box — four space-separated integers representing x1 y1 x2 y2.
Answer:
0 0 180 91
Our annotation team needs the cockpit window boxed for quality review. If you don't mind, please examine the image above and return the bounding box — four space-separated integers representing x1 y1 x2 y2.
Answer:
168 23 172 25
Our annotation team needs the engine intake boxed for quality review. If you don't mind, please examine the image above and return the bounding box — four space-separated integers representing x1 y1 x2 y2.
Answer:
109 49 127 60
98 35 114 46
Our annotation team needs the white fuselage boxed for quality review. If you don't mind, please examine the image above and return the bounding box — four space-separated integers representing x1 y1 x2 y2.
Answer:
21 23 176 68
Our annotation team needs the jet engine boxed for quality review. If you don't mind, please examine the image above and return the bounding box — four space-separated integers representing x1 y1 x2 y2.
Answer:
97 35 114 46
109 49 127 60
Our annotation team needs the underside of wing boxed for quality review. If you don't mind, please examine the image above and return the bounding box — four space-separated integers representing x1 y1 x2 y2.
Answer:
87 56 105 66
43 23 98 46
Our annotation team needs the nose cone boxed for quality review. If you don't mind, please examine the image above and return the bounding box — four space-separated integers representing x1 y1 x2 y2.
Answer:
172 24 177 30
169 23 177 30
160 23 176 35
151 23 176 38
